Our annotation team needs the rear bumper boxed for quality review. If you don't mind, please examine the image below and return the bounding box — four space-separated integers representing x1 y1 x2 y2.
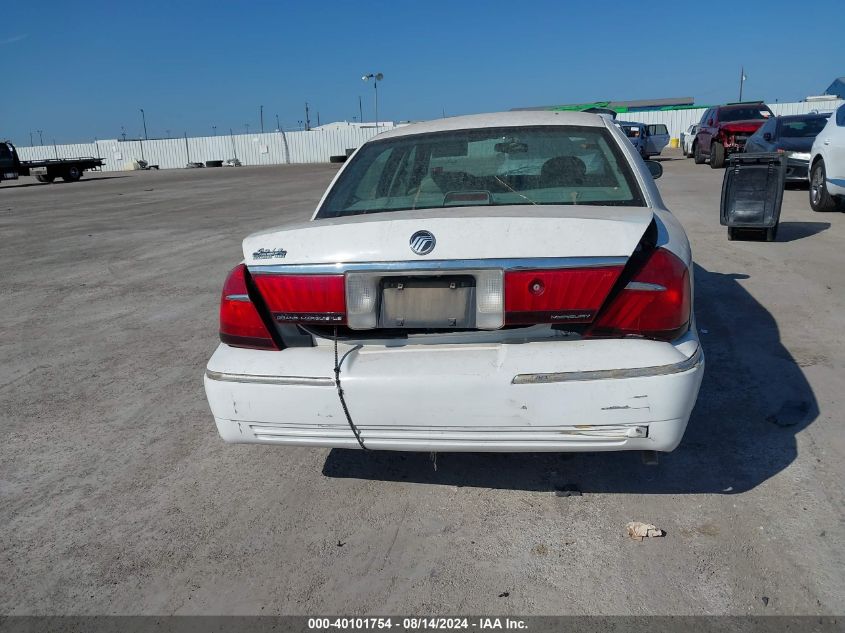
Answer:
786 159 809 182
204 334 704 453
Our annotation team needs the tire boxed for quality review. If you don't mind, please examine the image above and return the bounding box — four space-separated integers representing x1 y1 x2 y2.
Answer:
809 160 837 212
35 175 55 183
727 227 736 241
693 142 705 164
710 142 726 169
63 166 82 182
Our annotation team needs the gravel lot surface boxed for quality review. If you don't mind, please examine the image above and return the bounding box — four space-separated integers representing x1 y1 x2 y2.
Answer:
2 151 843 615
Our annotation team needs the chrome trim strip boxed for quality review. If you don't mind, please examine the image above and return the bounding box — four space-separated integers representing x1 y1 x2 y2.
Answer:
205 370 334 387
512 345 702 384
249 256 627 275
624 281 666 291
224 293 250 302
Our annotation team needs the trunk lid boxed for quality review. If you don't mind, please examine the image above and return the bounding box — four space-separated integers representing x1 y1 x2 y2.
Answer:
243 206 654 265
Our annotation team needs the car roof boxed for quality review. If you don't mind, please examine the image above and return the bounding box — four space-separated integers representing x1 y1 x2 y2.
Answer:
719 102 769 110
373 111 607 140
777 113 831 120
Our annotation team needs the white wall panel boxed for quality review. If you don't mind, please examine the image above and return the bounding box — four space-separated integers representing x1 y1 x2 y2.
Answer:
13 125 394 172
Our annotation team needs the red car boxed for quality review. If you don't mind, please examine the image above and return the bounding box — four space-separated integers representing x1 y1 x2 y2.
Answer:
693 102 775 168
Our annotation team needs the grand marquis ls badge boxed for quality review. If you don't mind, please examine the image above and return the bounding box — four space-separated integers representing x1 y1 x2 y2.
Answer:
253 247 288 260
409 230 436 256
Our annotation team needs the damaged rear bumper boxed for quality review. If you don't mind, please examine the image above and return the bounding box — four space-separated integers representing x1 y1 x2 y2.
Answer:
203 335 704 452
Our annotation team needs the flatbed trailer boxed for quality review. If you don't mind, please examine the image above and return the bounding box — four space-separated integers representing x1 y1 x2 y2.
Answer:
1 141 105 184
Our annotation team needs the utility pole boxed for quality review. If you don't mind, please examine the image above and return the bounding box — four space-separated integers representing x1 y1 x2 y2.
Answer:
304 102 311 131
184 131 190 163
29 131 33 146
739 67 747 102
358 96 363 126
140 108 148 140
275 114 281 131
260 105 264 133
212 125 217 136
229 128 237 160
121 127 126 142
317 112 321 127
166 129 171 138
37 130 44 145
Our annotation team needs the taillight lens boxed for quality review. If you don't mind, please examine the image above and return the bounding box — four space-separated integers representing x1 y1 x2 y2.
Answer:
252 274 346 324
219 264 279 350
504 267 622 325
587 248 690 341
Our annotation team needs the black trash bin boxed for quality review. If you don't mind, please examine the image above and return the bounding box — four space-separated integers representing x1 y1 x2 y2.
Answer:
720 152 786 242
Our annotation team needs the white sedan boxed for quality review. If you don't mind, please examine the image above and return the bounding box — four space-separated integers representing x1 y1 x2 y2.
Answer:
809 103 845 212
681 124 698 157
204 111 704 453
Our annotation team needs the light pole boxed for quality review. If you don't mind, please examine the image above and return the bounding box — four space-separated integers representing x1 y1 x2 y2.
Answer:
361 73 383 129
166 129 171 138
212 125 217 136
229 128 237 160
140 108 148 140
275 114 281 132
121 126 126 142
37 130 44 145
260 105 264 133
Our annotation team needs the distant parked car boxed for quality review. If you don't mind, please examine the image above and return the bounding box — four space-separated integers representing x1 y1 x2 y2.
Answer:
645 124 670 157
694 102 774 168
809 103 845 211
681 125 698 157
224 158 242 167
617 122 669 158
617 121 648 157
744 113 830 183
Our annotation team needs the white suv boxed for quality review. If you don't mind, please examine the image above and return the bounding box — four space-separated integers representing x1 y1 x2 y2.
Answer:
809 103 845 212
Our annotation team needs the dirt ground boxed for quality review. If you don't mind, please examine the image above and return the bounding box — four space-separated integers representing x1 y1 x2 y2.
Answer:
1 151 843 615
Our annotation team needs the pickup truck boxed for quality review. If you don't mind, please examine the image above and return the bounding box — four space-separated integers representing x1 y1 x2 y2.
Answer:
0 141 105 184
693 102 774 168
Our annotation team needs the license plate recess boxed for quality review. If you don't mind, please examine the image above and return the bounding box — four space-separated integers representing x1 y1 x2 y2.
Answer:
379 275 476 328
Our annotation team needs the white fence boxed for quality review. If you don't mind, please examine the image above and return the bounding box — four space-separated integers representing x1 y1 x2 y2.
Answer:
15 124 397 172
614 99 843 140
13 99 844 169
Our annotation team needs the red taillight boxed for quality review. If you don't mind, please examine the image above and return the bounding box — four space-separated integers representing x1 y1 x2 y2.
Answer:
504 267 623 325
252 274 346 324
587 248 690 341
219 264 279 350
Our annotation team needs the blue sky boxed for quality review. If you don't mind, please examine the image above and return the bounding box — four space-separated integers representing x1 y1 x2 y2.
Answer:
2 0 843 145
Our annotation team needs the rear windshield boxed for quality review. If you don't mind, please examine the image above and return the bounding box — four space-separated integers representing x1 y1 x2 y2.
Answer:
720 106 772 122
317 125 644 218
779 117 829 138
